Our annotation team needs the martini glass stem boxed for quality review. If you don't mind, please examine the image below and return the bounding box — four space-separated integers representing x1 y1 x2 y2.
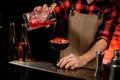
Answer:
56 50 60 63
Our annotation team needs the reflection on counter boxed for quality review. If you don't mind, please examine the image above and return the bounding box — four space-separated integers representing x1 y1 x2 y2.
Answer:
9 60 96 80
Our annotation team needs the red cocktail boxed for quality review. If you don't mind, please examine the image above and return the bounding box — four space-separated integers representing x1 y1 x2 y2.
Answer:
50 37 69 66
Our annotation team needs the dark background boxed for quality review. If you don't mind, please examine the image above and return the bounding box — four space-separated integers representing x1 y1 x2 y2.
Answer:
0 0 58 64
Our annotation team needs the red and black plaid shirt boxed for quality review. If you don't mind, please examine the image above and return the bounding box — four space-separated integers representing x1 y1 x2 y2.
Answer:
103 11 120 65
54 0 117 45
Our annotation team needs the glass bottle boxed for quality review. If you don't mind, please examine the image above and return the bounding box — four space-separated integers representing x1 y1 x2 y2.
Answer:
7 22 18 61
18 23 31 62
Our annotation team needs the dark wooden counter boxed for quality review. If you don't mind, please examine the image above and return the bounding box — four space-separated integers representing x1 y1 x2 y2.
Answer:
9 60 96 80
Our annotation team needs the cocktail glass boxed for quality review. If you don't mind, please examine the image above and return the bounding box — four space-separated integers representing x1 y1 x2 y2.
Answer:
50 37 69 67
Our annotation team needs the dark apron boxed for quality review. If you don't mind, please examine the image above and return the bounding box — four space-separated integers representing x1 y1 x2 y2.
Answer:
60 13 103 70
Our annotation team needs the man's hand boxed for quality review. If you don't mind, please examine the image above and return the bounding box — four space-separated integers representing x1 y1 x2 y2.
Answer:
34 3 56 13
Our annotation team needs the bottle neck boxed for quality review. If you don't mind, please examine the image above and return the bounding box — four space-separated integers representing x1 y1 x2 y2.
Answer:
9 22 18 45
20 23 29 42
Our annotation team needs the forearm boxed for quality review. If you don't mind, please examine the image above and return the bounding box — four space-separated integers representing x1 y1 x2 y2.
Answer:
79 39 107 64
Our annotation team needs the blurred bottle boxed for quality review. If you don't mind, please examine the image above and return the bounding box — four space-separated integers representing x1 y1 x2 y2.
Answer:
18 23 31 62
0 25 7 64
7 22 18 61
109 50 120 80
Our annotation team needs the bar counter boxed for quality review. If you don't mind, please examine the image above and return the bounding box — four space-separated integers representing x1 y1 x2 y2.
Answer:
0 59 110 80
9 60 96 80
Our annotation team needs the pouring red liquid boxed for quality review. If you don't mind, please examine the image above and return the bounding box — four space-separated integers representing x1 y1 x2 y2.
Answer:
29 18 56 30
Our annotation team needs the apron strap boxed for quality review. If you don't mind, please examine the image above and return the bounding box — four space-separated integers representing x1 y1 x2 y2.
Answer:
70 0 77 16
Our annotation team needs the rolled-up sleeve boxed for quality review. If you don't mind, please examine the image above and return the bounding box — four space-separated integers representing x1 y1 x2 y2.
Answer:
96 5 117 46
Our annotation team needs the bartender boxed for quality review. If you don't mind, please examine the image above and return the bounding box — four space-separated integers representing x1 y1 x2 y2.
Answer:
34 0 117 70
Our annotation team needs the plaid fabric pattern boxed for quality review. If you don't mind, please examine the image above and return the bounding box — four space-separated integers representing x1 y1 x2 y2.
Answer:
54 0 117 45
103 16 120 65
